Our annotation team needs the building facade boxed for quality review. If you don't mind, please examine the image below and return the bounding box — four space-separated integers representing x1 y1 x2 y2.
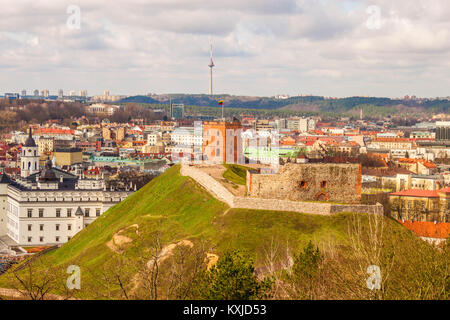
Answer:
389 188 450 223
0 133 133 247
202 121 243 164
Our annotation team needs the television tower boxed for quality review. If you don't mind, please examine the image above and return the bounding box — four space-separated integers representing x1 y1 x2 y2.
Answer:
208 40 215 96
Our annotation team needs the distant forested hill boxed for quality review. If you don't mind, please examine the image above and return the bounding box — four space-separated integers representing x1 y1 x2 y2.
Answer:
119 94 449 116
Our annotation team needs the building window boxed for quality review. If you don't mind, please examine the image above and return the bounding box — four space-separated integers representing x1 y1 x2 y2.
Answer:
320 181 328 188
67 209 72 217
68 224 72 231
27 224 32 231
56 236 60 242
39 236 44 242
85 209 90 217
28 237 32 243
68 236 71 241
56 209 61 218
56 224 60 231
40 224 44 231
27 209 33 218
39 209 44 218
96 209 101 217
298 181 307 189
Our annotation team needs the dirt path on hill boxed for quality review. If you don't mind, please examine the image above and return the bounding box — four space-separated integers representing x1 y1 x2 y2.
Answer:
106 224 139 253
206 253 219 270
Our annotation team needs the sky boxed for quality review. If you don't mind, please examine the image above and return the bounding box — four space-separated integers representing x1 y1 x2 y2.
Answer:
0 0 449 98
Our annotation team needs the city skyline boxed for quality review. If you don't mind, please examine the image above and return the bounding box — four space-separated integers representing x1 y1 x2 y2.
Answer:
0 1 449 98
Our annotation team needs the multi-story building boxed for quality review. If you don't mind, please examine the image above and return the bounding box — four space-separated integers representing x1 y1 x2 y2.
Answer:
37 137 54 156
53 148 83 166
436 121 450 141
286 118 316 132
102 126 125 141
370 138 415 150
389 188 450 223
202 121 243 164
0 133 133 246
170 104 184 120
41 89 49 98
88 103 120 116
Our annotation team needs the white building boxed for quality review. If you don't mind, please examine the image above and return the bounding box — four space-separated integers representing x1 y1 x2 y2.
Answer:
170 127 203 147
0 134 133 247
287 118 316 132
87 103 120 116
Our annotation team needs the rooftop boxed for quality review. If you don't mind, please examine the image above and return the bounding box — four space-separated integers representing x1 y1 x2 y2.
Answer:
399 220 449 239
390 189 439 198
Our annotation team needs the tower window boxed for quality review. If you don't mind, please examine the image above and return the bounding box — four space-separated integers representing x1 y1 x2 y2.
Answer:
320 181 328 188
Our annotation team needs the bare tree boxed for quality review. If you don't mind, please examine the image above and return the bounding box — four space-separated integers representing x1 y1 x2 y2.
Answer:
10 257 72 300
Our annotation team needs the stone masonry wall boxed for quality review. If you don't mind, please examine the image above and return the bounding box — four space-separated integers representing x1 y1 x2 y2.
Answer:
180 164 235 207
247 163 362 204
181 164 383 215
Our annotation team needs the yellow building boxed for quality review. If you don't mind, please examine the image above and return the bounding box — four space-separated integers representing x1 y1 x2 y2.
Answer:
53 148 83 166
389 188 450 223
102 126 125 141
37 137 54 156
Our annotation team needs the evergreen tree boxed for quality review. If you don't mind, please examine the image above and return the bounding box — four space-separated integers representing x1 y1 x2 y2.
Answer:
196 250 273 300
291 241 323 299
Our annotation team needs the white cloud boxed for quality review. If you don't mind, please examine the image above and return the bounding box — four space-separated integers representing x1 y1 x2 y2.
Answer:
0 0 448 98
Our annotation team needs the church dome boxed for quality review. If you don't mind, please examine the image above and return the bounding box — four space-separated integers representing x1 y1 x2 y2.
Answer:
24 127 36 147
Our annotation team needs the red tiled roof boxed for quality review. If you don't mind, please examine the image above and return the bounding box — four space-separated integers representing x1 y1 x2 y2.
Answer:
397 158 437 169
390 189 439 198
34 128 75 135
399 220 449 239
374 138 411 143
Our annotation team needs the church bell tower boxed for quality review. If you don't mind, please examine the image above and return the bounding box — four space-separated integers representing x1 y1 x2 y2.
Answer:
21 128 39 178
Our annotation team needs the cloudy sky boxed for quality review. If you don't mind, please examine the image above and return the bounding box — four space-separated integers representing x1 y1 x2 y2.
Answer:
1 0 449 98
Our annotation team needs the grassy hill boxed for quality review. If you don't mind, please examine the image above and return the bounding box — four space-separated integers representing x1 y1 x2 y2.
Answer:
0 165 447 300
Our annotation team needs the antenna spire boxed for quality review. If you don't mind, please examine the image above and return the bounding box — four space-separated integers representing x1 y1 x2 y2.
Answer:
208 38 215 96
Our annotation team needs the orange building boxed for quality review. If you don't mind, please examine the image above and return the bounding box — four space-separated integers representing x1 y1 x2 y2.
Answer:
202 121 243 164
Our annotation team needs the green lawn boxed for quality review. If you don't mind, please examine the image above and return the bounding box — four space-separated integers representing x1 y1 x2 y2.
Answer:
0 165 413 299
222 164 252 185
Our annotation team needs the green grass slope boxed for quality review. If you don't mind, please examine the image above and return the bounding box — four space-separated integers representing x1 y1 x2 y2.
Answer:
222 164 251 185
0 165 418 299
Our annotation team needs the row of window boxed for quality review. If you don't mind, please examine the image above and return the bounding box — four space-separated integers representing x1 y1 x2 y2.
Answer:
27 236 71 243
27 224 72 232
298 181 329 189
27 208 101 218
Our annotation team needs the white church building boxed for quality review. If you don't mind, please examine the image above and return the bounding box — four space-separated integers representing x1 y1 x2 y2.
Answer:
0 129 133 247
